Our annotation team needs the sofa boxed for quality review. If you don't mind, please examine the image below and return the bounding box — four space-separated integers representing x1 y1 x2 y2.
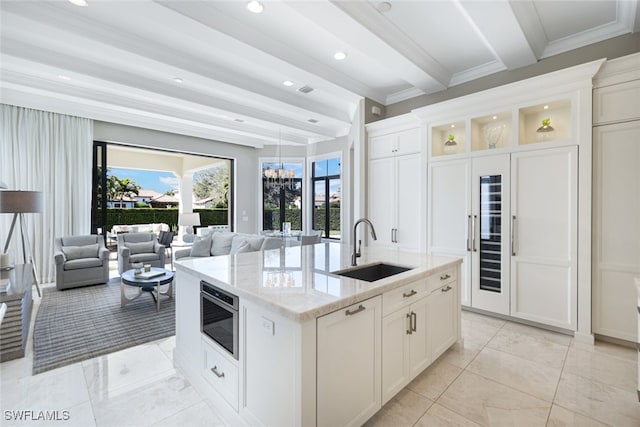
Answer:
174 232 281 262
117 232 166 274
54 235 110 290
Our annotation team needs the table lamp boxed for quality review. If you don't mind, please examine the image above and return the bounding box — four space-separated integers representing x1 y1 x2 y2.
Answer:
179 212 200 243
0 189 43 296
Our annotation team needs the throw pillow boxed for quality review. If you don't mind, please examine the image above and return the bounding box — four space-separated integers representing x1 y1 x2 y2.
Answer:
211 232 237 256
235 240 253 253
62 243 99 260
229 235 264 254
125 241 155 254
190 236 213 257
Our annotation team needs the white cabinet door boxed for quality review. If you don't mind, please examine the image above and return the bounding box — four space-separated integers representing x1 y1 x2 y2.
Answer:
471 154 511 315
593 122 640 341
370 134 396 159
427 159 471 306
317 296 382 427
510 147 578 330
428 281 458 360
381 308 410 404
396 154 422 252
396 128 421 156
369 157 395 249
175 271 201 367
408 296 431 378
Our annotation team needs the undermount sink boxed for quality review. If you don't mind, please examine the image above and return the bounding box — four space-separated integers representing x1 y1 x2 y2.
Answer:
332 263 414 282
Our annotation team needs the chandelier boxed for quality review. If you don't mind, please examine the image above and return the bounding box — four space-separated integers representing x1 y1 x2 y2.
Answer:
264 129 295 189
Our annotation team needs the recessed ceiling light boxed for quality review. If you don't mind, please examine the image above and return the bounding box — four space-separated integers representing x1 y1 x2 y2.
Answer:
173 77 183 83
333 51 347 61
68 0 88 6
58 75 71 80
543 105 549 110
451 124 455 128
282 80 294 87
492 116 497 120
246 1 264 14
375 2 392 13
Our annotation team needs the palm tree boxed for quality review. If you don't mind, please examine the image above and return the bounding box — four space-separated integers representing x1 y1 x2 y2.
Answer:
107 176 140 206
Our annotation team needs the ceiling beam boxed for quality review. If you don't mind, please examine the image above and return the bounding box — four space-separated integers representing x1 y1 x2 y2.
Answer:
157 0 388 104
327 0 450 92
1 1 353 126
456 0 538 70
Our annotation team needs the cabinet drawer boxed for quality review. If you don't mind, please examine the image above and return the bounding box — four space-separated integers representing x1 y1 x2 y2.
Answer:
202 339 239 410
383 279 427 316
426 268 457 294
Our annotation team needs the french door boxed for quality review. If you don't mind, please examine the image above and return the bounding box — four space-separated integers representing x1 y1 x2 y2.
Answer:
91 141 108 242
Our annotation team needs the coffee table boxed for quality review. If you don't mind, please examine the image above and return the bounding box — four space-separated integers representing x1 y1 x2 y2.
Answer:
121 268 174 312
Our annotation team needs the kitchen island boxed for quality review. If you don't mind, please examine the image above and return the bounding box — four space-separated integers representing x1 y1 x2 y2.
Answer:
174 242 461 427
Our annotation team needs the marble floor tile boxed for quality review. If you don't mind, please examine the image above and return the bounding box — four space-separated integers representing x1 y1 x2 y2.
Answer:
501 321 572 346
572 339 637 362
90 372 202 427
438 338 484 369
462 310 507 329
152 400 225 427
486 328 569 369
467 347 561 401
83 343 175 400
554 371 640 427
414 403 482 427
461 318 501 346
546 404 610 427
363 388 433 427
563 346 637 392
407 358 462 401
155 335 177 363
1 362 90 412
438 371 551 427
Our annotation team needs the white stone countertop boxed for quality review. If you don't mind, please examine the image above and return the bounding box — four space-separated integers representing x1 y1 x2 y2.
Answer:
175 242 462 322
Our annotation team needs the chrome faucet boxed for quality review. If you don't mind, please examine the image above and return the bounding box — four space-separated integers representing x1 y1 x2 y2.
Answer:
352 218 377 266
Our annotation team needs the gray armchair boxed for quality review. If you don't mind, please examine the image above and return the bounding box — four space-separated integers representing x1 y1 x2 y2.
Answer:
54 235 110 290
117 232 166 275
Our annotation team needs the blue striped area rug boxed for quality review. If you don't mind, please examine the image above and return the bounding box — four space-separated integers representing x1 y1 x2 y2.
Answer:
32 278 175 374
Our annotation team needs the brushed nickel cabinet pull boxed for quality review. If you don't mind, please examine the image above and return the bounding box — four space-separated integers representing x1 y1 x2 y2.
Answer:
211 366 225 378
441 285 452 293
403 290 417 298
345 304 366 316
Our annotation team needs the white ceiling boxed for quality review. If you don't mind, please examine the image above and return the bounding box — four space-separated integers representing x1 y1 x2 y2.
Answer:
1 0 637 148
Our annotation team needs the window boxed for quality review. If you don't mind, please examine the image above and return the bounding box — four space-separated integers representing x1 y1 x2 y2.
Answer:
262 161 303 232
312 157 341 239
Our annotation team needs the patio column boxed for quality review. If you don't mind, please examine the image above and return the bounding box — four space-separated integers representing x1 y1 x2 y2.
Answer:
178 171 194 241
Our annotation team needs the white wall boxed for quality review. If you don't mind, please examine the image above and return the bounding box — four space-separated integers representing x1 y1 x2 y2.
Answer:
94 121 259 234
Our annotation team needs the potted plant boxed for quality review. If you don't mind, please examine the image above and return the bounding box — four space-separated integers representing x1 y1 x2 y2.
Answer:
444 134 457 154
536 117 555 141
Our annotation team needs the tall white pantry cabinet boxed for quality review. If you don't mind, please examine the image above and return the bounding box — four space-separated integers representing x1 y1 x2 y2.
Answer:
592 53 640 342
366 115 425 253
366 60 605 337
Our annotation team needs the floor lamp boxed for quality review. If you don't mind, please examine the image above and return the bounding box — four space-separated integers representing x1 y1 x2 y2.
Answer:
0 190 43 297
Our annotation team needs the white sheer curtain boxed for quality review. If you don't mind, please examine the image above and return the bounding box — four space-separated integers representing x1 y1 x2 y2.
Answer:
1 104 93 284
